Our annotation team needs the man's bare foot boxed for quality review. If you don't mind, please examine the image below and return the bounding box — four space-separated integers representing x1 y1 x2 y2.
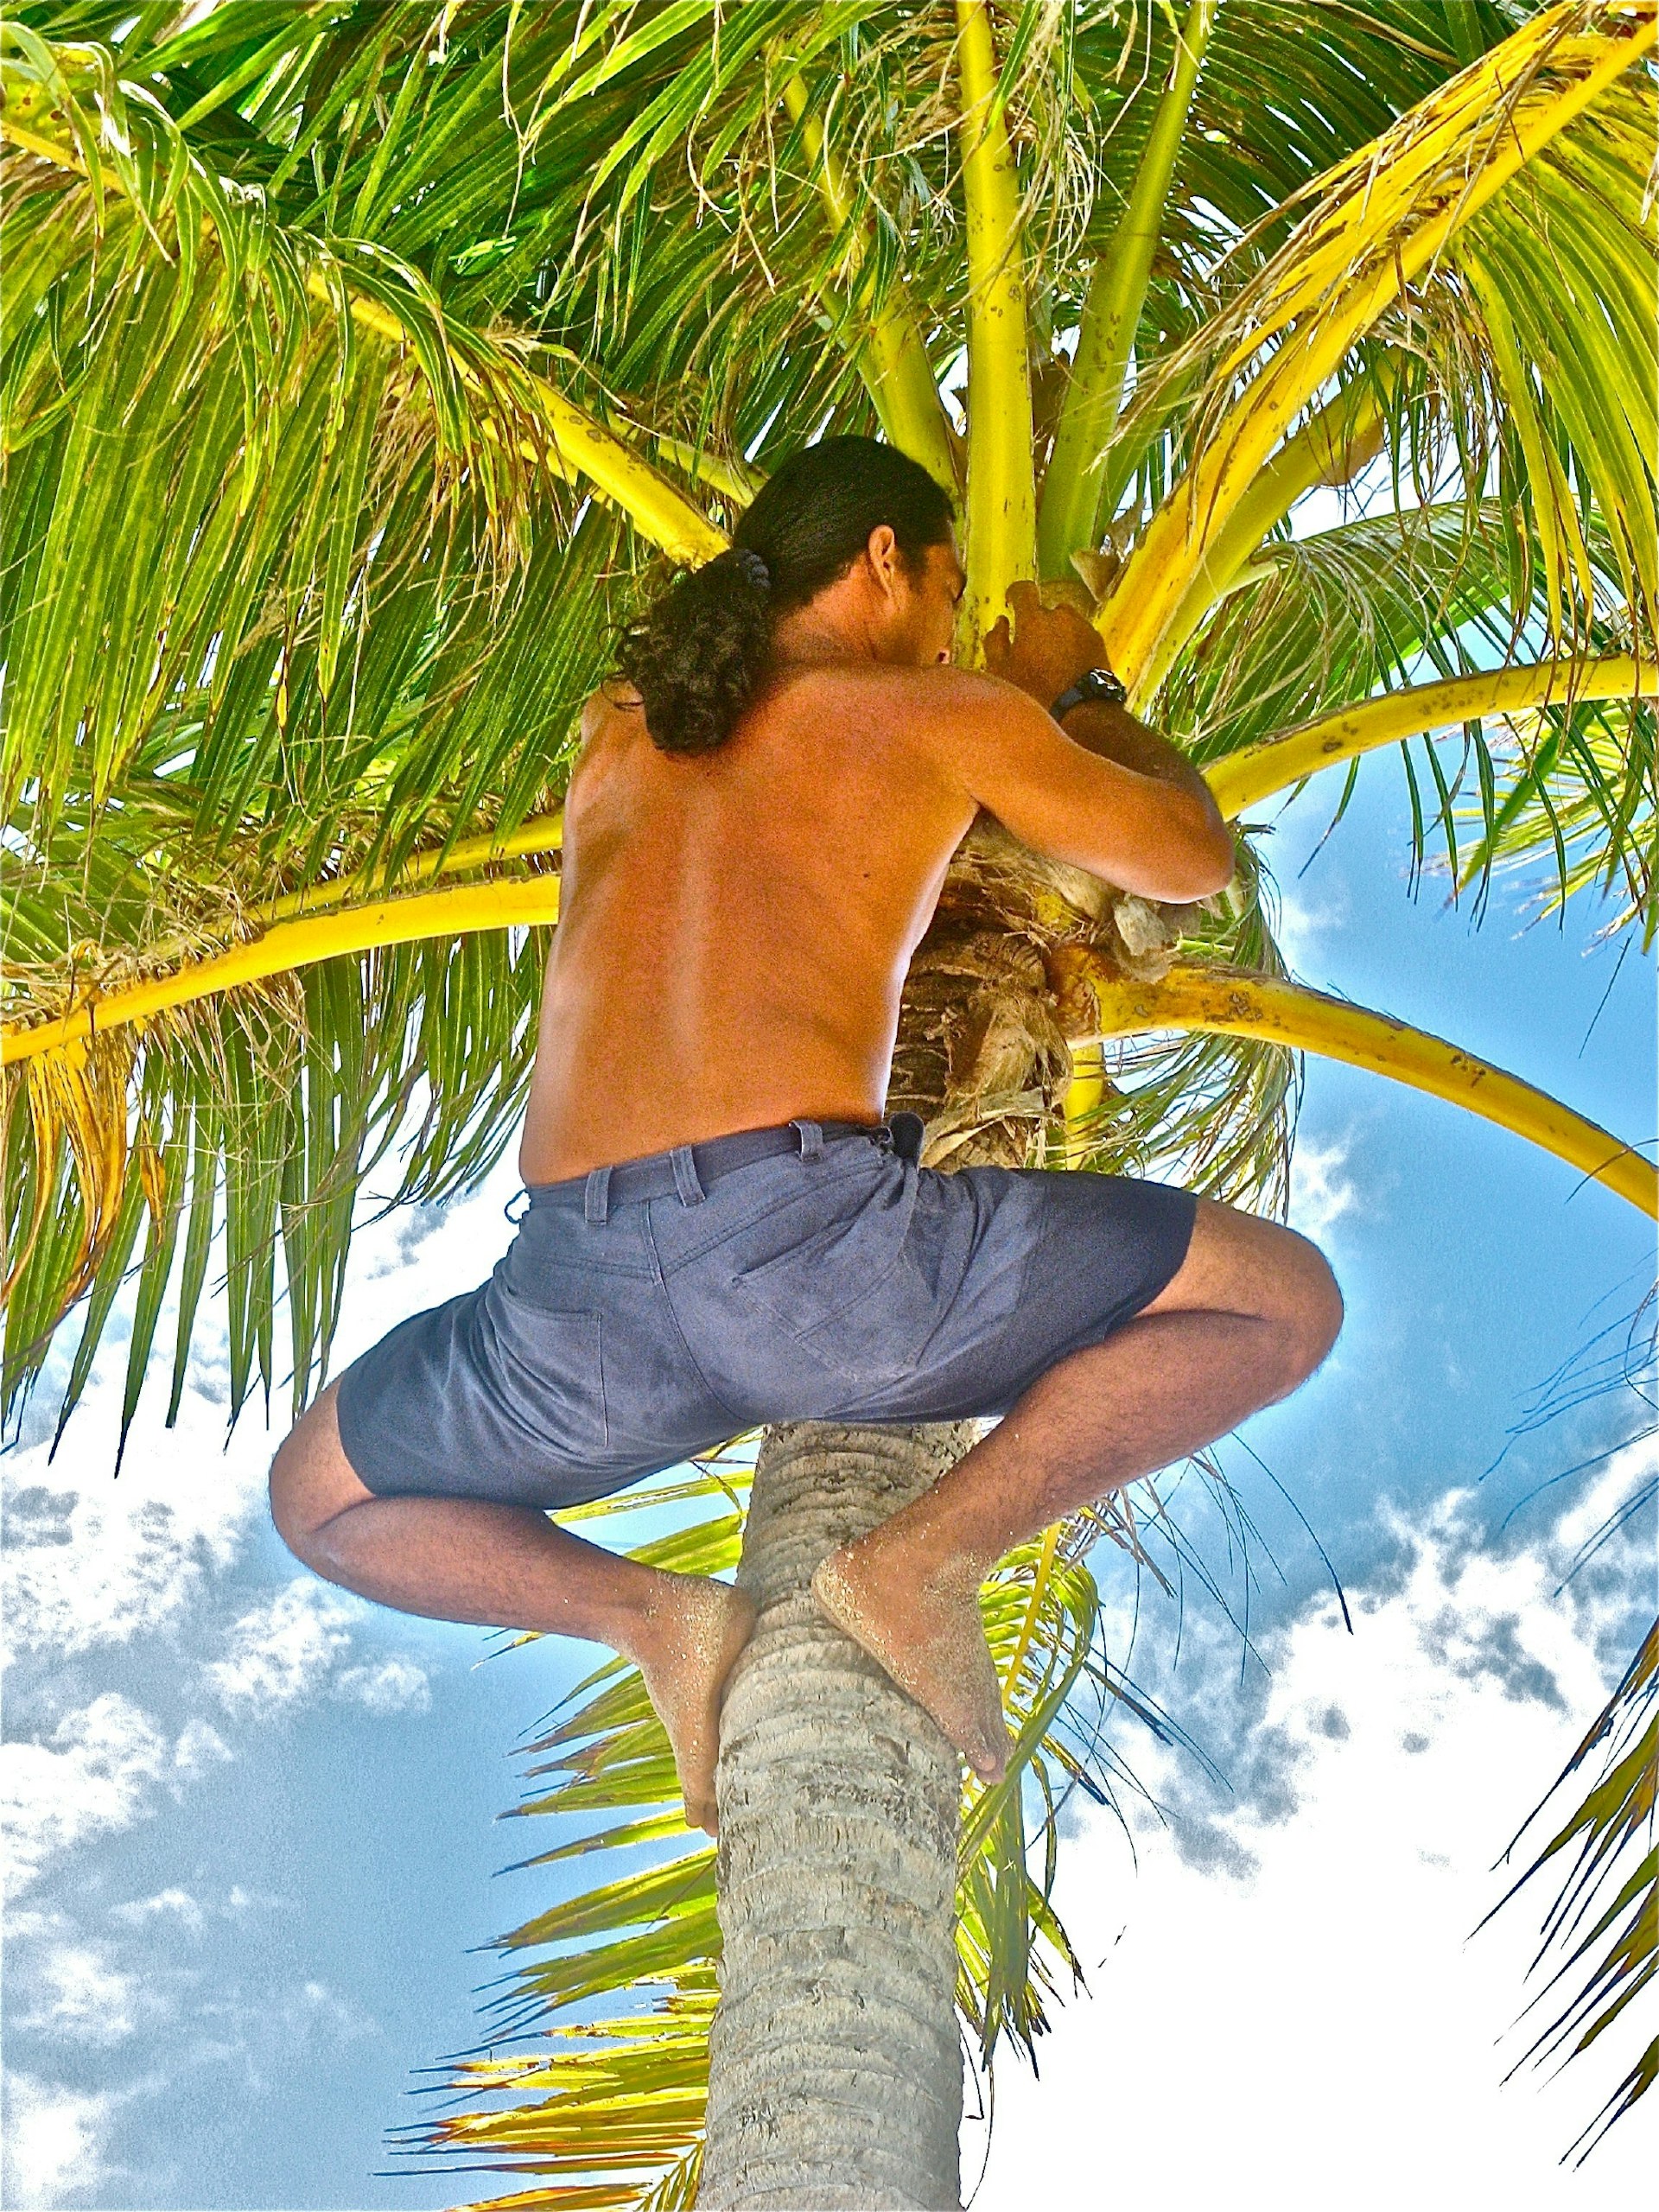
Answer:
633 1573 758 1835
810 1532 1010 1783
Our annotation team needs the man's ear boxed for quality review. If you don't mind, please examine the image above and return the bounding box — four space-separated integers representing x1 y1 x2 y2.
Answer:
866 522 902 599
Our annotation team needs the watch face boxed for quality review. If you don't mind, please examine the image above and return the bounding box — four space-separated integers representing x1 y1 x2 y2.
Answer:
1086 667 1126 702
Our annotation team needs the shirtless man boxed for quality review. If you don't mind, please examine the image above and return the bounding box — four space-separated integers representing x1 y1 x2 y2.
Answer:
269 436 1343 1835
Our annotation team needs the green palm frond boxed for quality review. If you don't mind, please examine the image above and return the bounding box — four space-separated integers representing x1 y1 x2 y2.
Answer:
1451 693 1657 945
1174 505 1655 937
1096 5 1656 695
1476 1621 1657 2163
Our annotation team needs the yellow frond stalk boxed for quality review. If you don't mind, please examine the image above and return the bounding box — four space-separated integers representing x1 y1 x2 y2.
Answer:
1070 957 1656 1217
0 72 725 569
1059 1041 1108 1167
262 812 567 924
1205 658 1655 820
955 0 1039 656
11 814 570 1052
1136 378 1388 700
1037 0 1217 577
2 878 563 1067
1096 1 1657 696
782 76 958 492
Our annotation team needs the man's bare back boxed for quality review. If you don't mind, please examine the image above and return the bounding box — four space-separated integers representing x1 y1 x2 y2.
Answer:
520 609 1232 1185
518 665 980 1182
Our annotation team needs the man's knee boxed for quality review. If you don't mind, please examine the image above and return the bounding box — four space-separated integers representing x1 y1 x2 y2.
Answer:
1143 1196 1342 1389
268 1434 317 1563
269 1376 388 1588
267 1379 354 1566
1268 1226 1344 1377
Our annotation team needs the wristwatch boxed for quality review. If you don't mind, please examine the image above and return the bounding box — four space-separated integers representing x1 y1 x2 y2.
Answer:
1050 664 1128 718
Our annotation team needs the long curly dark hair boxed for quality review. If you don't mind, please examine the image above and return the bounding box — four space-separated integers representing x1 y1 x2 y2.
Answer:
614 436 956 756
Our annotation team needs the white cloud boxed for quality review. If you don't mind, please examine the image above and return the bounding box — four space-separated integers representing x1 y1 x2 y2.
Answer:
107 1880 280 1932
108 1885 205 1932
1267 873 1351 978
201 1578 359 1716
2 1697 233 1901
334 1655 431 1714
283 1977 381 2044
2 2074 120 2207
1551 1427 1658 1570
16 1941 142 2045
970 1487 1655 2208
1287 1128 1362 1238
171 1715 234 1779
3 1695 169 1899
2 1378 270 1667
186 1976 383 2093
223 1880 281 1913
200 1575 430 1723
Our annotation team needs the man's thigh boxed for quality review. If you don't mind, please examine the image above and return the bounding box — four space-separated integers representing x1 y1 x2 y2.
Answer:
1137 1192 1342 1332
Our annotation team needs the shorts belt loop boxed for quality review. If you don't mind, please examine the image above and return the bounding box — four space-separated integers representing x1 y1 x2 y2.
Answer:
890 1110 926 1166
671 1143 706 1205
583 1166 612 1224
790 1116 824 1160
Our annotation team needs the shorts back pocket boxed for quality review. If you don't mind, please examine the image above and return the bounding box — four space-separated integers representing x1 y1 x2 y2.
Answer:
480 1294 610 1457
726 1164 933 1390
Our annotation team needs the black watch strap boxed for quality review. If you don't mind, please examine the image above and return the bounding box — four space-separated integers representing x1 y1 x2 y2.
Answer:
1050 665 1128 718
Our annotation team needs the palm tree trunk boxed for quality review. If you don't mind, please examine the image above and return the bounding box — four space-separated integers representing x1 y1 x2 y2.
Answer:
700 1419 980 2210
700 821 1131 2209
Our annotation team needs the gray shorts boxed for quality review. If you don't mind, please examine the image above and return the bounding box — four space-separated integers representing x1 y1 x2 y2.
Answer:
333 1115 1198 1511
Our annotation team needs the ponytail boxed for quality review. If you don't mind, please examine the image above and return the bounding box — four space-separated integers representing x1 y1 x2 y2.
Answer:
614 436 954 756
614 548 775 760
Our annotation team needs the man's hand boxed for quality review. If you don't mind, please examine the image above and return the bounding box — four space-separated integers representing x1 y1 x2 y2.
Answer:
982 581 1105 709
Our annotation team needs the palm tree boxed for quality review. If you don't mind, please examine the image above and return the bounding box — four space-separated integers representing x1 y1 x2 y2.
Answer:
3 3 1654 2204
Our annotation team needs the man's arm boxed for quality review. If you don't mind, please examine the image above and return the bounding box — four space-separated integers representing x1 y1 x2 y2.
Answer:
939 584 1235 901
916 667 1235 903
1052 692 1218 813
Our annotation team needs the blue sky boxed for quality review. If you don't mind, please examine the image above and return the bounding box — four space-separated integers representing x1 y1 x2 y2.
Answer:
3 746 1654 2210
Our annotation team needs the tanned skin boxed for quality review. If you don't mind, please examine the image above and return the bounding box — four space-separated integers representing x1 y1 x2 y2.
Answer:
269 531 1344 1833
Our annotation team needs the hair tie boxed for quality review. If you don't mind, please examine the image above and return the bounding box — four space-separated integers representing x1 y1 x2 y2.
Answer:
735 548 772 591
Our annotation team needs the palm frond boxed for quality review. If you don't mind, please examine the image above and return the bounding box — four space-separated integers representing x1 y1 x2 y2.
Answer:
1474 1622 1657 2163
1210 659 1652 818
1076 953 1657 1218
1037 0 1217 576
1098 2 1656 693
1173 504 1655 939
957 0 1039 643
1450 692 1657 946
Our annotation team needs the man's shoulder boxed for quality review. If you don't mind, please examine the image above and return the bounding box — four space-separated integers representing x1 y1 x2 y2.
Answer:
768 658 1012 728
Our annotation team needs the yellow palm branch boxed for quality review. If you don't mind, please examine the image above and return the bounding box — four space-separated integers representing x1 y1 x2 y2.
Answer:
1096 1 1656 696
956 0 1039 650
1065 953 1656 1218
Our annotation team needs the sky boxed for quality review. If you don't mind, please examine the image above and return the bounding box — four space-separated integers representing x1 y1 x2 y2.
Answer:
3 747 1655 2211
